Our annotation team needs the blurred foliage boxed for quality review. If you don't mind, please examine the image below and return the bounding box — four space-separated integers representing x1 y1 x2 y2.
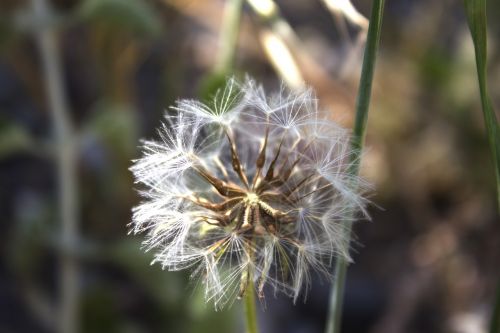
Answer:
198 72 231 104
0 118 34 157
77 0 162 38
0 16 17 52
83 103 138 158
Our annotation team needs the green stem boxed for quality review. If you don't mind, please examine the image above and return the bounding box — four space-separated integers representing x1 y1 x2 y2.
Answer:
325 1 385 333
244 277 259 333
215 0 244 75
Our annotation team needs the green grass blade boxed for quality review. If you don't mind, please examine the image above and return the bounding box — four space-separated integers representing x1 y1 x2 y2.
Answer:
463 1 500 332
491 282 500 333
463 0 500 209
325 1 385 333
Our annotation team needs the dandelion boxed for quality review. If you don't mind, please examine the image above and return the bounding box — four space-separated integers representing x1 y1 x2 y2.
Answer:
130 77 367 309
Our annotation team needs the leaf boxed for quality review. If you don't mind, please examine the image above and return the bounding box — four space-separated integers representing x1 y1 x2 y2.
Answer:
463 0 500 208
463 1 500 332
78 0 162 37
325 1 385 332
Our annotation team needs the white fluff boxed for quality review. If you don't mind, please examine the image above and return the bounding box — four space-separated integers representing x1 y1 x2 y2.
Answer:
130 77 368 308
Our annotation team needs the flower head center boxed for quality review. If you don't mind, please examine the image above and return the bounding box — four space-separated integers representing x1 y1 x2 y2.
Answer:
244 192 260 206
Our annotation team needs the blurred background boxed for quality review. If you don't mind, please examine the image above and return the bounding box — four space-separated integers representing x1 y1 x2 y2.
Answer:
0 0 499 332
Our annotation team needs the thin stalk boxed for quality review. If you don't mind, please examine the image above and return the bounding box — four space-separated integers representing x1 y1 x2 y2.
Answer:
244 282 258 333
325 1 385 333
32 1 79 333
215 0 244 75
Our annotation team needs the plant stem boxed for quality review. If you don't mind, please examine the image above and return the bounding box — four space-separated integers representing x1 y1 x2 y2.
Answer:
244 281 258 333
215 0 244 75
33 1 79 333
325 1 385 333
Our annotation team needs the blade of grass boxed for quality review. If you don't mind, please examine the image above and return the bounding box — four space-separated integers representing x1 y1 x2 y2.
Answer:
463 2 500 332
463 0 500 208
491 282 500 333
325 1 385 332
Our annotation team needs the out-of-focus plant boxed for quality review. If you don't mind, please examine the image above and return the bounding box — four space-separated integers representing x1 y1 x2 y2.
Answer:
77 0 162 104
78 0 162 38
199 0 244 102
76 0 163 212
32 1 79 332
0 119 34 157
246 0 306 89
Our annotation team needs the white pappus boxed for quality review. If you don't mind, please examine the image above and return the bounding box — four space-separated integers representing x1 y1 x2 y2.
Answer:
129 77 368 309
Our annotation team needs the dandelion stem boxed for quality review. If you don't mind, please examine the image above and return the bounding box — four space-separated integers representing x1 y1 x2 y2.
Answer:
325 1 385 333
33 1 79 332
215 0 244 74
243 236 259 333
244 279 259 333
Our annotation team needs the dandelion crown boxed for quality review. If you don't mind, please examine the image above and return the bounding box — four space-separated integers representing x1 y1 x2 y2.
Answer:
130 77 367 308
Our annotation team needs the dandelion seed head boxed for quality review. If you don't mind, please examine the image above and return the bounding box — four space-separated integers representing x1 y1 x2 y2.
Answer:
130 77 368 308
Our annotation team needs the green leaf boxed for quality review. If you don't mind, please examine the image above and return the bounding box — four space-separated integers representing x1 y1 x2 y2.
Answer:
463 0 500 208
463 1 500 332
78 0 162 37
